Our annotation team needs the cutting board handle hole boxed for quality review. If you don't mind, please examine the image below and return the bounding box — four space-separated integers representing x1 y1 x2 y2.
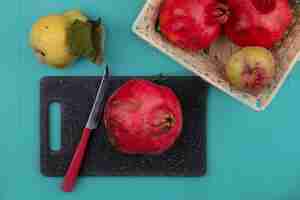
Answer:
49 102 61 151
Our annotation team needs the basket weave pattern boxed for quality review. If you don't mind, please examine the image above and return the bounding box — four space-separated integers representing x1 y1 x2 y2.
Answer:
133 0 300 111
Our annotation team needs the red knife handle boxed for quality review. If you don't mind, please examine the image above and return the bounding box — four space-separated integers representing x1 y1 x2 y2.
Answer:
62 128 91 192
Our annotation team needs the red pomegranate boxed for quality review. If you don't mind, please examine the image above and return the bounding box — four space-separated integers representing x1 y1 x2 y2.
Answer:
103 80 183 155
159 0 229 51
224 0 293 48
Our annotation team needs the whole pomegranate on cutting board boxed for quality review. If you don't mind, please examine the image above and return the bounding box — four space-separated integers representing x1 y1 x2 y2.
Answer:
104 80 183 155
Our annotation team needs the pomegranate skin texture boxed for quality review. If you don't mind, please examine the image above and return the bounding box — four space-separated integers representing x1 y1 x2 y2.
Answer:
103 80 183 155
224 0 293 48
159 0 228 51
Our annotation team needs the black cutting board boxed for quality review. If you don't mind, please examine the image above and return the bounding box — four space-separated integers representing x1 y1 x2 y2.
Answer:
40 76 207 177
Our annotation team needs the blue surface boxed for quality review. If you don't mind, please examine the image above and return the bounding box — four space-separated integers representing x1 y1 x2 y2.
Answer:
1 0 300 199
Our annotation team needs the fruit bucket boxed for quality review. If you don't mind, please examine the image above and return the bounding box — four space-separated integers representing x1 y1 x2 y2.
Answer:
132 0 300 111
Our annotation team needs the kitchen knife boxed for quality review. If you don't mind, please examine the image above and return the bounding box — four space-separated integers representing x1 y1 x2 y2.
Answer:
62 65 110 192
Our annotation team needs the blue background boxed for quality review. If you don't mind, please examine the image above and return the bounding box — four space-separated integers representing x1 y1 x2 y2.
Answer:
1 0 300 199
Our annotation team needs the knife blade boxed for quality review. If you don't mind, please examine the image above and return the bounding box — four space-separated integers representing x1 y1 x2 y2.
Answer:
86 65 109 130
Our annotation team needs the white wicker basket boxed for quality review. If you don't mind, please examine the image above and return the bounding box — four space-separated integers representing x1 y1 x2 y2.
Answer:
132 0 300 111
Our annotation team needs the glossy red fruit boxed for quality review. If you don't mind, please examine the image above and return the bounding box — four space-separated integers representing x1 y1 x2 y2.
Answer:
159 0 229 51
224 0 293 48
104 80 183 155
